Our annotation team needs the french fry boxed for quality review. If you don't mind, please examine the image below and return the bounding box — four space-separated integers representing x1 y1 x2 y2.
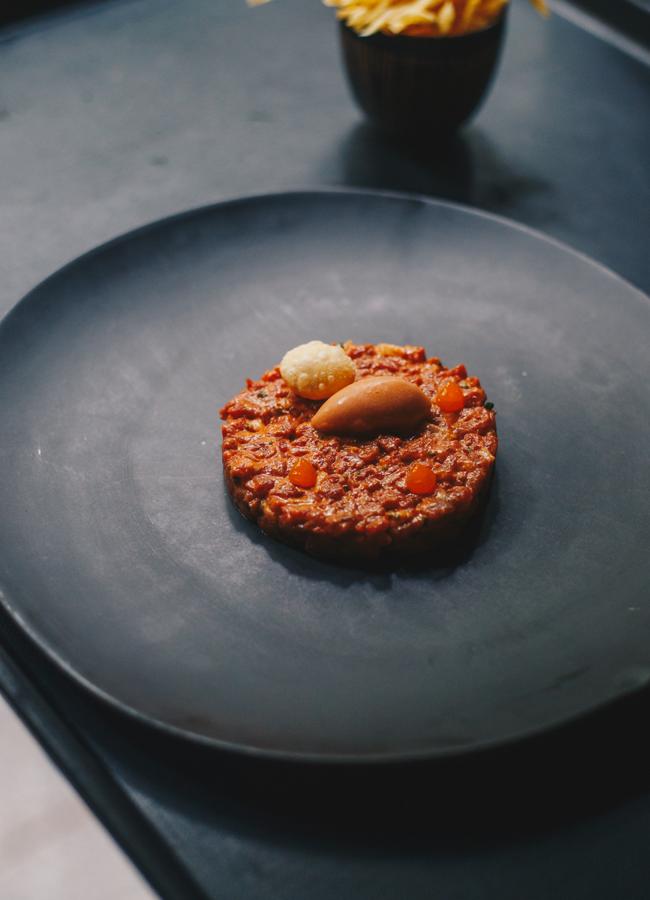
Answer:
460 0 482 29
254 0 547 35
529 0 549 16
325 0 547 36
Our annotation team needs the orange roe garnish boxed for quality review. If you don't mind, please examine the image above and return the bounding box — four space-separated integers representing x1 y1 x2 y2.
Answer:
289 458 318 488
435 380 465 413
405 462 437 495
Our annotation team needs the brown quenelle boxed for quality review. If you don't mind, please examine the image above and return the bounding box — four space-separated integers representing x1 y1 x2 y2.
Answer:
312 375 430 436
220 342 497 563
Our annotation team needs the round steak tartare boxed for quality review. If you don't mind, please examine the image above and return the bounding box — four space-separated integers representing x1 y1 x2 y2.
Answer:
220 342 497 563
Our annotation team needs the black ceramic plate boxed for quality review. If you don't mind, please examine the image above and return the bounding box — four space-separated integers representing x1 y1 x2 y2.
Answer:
0 190 648 762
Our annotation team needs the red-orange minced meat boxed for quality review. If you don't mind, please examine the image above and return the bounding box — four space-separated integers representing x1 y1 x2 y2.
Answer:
220 343 497 563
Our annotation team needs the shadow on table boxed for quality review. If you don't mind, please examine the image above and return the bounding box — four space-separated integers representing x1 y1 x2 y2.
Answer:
322 121 554 227
109 679 650 859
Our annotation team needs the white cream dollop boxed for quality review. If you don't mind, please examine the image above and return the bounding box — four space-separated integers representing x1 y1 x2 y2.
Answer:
280 341 356 400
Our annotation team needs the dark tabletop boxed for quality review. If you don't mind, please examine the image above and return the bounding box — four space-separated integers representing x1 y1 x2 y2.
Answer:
1 1 649 898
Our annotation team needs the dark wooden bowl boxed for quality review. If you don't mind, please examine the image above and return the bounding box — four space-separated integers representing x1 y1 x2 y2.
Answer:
339 10 507 140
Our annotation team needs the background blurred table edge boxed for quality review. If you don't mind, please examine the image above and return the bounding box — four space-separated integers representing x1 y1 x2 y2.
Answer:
0 637 206 899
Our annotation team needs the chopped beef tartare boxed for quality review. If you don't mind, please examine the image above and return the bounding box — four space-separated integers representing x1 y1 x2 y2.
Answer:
220 342 497 563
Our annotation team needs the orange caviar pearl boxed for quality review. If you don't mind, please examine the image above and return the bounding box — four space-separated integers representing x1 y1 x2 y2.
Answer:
406 462 437 495
435 380 465 413
289 458 318 488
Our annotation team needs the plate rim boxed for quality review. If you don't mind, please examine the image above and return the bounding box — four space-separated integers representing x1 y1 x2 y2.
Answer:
1 187 648 764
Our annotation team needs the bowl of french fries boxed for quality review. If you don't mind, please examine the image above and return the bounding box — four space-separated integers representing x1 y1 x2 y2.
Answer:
247 0 547 139
329 0 547 139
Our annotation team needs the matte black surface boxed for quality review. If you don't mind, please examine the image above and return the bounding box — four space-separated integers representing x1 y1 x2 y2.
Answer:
1 190 648 761
0 0 649 897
